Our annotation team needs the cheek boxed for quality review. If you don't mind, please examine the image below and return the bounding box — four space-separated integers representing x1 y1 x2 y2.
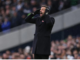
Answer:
44 10 46 13
42 11 45 14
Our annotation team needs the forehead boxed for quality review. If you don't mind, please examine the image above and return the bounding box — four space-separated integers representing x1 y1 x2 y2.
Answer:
41 7 46 10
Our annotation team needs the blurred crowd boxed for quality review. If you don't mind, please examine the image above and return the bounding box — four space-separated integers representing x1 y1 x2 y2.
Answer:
0 0 80 32
50 35 80 59
0 35 80 59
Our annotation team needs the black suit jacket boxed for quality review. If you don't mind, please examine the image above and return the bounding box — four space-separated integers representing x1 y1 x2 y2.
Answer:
25 14 55 55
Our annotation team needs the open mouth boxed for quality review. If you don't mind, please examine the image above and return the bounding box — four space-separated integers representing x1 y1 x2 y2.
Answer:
40 12 42 14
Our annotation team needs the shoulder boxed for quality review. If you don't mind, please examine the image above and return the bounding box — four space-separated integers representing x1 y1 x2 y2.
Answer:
50 16 55 23
45 15 55 21
46 15 55 20
50 17 55 21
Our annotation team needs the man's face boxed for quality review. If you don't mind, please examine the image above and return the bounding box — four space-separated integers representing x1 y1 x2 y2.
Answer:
40 7 46 17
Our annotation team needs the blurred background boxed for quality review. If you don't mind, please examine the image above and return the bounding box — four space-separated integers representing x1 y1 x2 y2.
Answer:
0 0 80 59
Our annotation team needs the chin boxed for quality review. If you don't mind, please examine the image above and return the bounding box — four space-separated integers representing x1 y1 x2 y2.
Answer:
40 15 42 17
40 14 43 17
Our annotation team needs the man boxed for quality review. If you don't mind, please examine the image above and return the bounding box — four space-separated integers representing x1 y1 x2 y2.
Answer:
25 5 55 59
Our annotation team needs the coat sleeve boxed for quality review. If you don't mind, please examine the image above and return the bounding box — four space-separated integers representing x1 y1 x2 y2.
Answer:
45 15 55 26
25 13 37 24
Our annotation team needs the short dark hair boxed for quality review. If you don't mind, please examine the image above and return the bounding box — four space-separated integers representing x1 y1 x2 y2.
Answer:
41 5 48 9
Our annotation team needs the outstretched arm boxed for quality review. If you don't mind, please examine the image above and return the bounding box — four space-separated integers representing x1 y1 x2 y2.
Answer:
25 13 37 24
25 9 40 24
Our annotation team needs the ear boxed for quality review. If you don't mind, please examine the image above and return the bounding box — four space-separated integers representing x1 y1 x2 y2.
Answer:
45 8 49 15
46 12 48 15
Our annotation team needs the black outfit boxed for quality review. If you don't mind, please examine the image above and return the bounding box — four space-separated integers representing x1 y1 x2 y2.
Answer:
25 14 55 59
34 54 49 59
